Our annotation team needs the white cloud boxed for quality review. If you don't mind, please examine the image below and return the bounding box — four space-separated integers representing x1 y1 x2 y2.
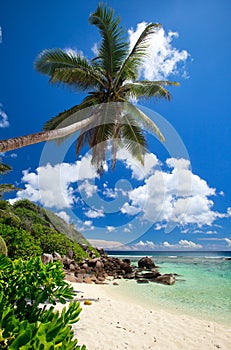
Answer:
121 157 226 228
84 220 93 227
117 149 159 180
106 225 116 232
12 156 98 209
85 208 105 218
91 42 99 56
64 48 84 57
154 223 165 231
0 27 2 43
224 238 231 247
56 211 71 224
102 187 117 199
0 105 9 128
205 230 218 235
124 223 133 233
128 23 189 81
78 180 98 198
133 240 155 250
179 239 202 249
163 240 202 249
121 202 141 216
83 220 94 230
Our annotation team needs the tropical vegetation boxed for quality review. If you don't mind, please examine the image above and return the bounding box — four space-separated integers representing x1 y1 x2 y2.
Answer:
0 255 85 349
0 199 97 261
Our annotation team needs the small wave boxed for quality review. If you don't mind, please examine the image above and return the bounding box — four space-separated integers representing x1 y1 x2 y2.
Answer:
167 255 178 259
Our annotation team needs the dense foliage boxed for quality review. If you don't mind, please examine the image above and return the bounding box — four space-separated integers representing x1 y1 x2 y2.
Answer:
0 199 98 261
0 236 7 256
0 255 86 349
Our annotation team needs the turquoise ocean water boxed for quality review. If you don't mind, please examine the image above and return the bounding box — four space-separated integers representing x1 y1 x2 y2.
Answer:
108 251 231 325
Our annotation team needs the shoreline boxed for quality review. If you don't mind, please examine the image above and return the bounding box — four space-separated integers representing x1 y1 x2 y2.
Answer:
100 278 231 327
63 281 231 350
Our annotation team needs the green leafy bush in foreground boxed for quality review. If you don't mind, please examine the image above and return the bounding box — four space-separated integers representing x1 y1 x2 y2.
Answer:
0 256 86 349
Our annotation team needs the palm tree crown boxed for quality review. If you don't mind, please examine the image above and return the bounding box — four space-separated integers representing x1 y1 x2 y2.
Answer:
34 4 178 172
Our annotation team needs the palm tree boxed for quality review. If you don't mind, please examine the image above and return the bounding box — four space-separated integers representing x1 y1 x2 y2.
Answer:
0 4 178 171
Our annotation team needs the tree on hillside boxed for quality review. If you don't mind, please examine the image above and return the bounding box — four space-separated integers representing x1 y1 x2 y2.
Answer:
0 4 178 171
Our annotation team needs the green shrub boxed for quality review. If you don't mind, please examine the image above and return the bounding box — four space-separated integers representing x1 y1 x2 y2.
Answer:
0 211 21 228
13 206 48 230
0 236 7 256
0 200 9 210
32 224 89 262
0 224 42 259
0 256 86 349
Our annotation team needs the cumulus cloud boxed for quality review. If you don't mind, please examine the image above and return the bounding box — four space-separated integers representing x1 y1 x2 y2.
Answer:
78 180 98 198
121 202 141 216
106 226 116 232
128 22 189 81
0 105 9 128
12 156 98 209
121 157 226 228
163 240 202 249
56 211 71 224
133 240 155 250
91 42 99 56
84 220 93 227
85 208 105 218
102 186 117 199
117 149 159 180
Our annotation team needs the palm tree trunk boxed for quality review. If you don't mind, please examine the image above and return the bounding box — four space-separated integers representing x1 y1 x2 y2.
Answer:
0 115 95 153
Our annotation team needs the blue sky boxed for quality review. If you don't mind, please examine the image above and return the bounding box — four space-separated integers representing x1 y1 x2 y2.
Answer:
0 0 231 250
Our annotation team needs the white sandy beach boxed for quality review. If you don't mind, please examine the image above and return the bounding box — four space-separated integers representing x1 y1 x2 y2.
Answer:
61 281 231 350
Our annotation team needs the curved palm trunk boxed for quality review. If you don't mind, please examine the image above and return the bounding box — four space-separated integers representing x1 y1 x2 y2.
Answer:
0 114 96 153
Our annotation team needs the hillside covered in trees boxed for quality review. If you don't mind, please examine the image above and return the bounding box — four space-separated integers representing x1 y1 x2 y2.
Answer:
0 198 96 261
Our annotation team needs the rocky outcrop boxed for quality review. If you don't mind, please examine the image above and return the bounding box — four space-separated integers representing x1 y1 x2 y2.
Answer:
42 250 175 286
138 256 155 269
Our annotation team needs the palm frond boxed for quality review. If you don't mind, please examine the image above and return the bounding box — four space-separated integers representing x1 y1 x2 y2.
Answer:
0 163 12 174
114 23 161 87
76 123 114 174
35 49 106 90
124 102 165 142
89 3 128 81
44 95 100 131
121 81 177 100
0 184 19 196
121 114 147 164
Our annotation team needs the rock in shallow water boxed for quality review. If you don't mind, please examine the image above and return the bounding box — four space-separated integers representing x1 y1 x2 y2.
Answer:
138 256 155 269
155 274 175 285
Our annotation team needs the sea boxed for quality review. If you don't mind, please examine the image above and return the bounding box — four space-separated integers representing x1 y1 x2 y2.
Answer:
107 251 231 326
